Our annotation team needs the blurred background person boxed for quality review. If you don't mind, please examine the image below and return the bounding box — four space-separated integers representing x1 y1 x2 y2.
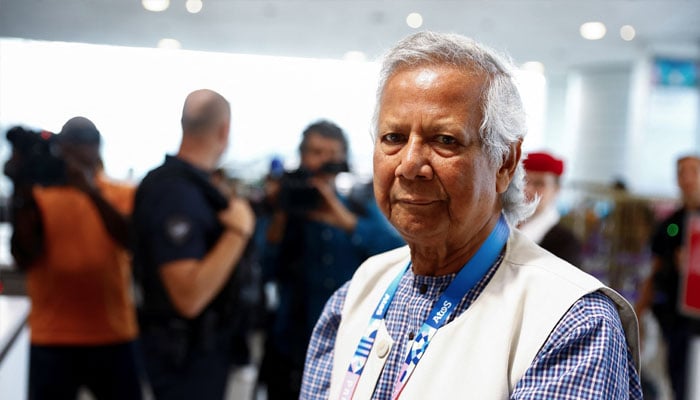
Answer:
211 167 267 352
636 153 700 400
256 120 404 399
519 151 582 265
132 89 255 399
5 117 142 400
211 167 267 383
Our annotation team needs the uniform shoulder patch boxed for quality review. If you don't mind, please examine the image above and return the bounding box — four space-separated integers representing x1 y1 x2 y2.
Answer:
164 215 193 245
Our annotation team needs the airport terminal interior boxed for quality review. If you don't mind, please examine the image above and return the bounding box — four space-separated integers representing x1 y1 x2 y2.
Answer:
0 1 699 399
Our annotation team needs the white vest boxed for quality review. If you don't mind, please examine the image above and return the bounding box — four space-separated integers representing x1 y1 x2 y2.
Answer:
329 229 640 400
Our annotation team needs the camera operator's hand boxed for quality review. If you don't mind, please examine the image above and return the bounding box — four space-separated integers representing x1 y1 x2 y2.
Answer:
306 176 357 232
219 196 256 239
9 184 44 268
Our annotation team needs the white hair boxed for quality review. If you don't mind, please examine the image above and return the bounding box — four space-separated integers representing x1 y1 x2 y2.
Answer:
373 31 535 224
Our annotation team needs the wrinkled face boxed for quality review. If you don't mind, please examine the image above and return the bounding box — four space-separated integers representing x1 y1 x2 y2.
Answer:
524 170 559 215
373 65 514 245
677 156 700 207
300 132 346 175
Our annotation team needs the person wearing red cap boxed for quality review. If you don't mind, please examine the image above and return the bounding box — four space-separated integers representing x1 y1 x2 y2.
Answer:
520 151 582 265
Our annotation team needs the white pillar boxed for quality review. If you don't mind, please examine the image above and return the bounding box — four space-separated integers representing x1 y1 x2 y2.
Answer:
567 65 633 187
540 72 572 158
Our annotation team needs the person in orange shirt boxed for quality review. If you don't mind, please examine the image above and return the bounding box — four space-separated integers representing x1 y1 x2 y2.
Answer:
7 117 142 400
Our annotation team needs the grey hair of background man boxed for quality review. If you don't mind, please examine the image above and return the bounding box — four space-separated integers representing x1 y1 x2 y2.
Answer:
372 31 535 225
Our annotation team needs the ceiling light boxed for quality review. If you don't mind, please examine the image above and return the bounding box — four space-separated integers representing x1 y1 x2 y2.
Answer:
157 38 181 49
620 25 636 41
186 0 203 14
579 21 606 40
406 12 423 29
142 0 170 12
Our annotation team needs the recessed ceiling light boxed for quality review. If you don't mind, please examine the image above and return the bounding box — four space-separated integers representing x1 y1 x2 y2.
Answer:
157 38 181 49
142 0 170 12
406 12 423 29
620 25 636 41
580 21 606 40
186 0 203 14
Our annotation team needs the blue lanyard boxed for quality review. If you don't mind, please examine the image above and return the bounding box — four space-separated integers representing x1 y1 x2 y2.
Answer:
337 262 409 400
336 215 509 400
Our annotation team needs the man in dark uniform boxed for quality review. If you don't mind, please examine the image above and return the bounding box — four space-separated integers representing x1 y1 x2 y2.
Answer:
519 151 582 265
132 89 255 399
636 154 700 400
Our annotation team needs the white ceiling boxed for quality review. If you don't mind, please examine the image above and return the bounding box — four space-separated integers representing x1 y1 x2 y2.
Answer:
1 0 699 74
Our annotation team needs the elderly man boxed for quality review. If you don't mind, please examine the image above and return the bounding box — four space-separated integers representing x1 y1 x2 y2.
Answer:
519 151 582 265
301 32 641 399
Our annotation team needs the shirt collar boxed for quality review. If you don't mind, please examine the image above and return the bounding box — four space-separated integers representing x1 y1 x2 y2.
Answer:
164 154 211 181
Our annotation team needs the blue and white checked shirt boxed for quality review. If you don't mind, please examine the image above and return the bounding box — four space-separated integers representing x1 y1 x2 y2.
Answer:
300 255 642 399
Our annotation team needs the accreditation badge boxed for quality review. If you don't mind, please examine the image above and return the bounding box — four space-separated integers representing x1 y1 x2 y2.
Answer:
680 212 700 317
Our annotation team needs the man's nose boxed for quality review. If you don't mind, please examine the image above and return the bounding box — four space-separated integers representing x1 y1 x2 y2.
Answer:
395 136 433 180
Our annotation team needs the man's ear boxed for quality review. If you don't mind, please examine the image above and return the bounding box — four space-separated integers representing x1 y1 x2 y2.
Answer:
496 139 522 194
218 120 231 144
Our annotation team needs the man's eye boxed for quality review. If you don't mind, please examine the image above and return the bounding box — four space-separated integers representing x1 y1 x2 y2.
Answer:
435 135 457 145
381 133 404 143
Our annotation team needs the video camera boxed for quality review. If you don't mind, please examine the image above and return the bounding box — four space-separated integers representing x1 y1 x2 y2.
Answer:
4 126 66 187
278 161 349 215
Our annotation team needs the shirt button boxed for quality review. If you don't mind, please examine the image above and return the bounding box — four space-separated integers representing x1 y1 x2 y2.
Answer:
419 284 428 294
322 254 334 265
376 340 391 358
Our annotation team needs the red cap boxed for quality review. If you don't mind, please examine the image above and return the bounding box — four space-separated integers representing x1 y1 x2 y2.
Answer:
523 151 564 176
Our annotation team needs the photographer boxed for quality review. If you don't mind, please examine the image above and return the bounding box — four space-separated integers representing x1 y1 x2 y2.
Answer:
5 117 142 400
257 120 404 399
